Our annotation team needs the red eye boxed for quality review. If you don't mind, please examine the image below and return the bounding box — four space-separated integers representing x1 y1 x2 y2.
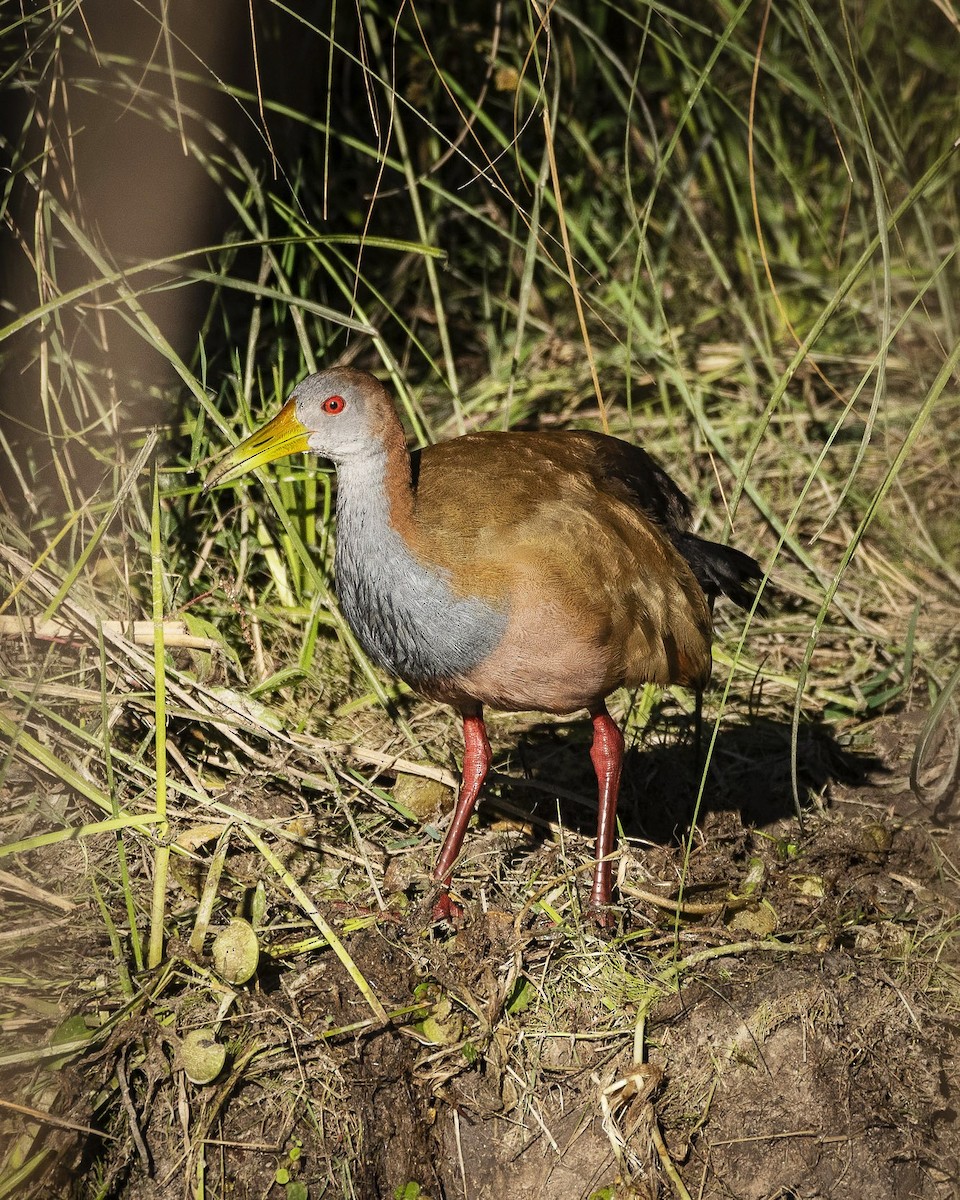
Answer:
322 394 346 415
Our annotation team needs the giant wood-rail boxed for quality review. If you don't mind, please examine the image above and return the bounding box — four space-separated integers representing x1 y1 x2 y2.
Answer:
206 368 762 922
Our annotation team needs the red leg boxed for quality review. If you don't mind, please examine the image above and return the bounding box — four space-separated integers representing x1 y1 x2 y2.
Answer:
432 710 492 921
588 704 625 917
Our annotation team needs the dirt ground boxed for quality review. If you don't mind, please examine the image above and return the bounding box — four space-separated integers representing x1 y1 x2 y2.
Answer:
5 694 959 1200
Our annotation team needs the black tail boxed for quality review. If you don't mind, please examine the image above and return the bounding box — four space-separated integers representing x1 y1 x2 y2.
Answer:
675 532 766 614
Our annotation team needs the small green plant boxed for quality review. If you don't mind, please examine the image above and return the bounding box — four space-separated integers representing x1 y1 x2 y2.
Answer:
275 1139 307 1199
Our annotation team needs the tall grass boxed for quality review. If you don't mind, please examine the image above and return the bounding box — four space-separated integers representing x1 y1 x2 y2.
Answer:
1 0 958 1194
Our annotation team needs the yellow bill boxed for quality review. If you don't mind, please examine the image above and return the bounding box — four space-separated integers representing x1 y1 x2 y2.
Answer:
204 399 311 490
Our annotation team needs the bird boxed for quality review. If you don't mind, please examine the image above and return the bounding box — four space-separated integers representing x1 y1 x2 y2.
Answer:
205 367 763 924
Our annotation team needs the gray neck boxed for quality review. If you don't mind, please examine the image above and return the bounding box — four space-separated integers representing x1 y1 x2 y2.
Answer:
333 452 506 685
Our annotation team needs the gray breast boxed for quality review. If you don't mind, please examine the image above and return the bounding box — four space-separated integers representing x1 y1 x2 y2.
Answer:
332 462 507 686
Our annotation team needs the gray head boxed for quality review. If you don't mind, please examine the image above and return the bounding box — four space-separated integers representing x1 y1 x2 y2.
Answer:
205 367 399 489
290 368 400 463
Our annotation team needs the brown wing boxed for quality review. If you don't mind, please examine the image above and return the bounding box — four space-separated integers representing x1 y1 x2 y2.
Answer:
404 431 713 712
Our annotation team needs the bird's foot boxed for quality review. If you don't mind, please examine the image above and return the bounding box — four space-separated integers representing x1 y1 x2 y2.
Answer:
431 889 464 923
587 898 617 929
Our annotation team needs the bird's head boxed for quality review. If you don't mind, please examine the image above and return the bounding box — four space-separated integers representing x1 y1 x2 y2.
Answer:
204 368 393 490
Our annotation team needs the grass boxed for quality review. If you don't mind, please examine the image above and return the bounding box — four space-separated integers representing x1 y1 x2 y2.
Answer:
1 0 959 1196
